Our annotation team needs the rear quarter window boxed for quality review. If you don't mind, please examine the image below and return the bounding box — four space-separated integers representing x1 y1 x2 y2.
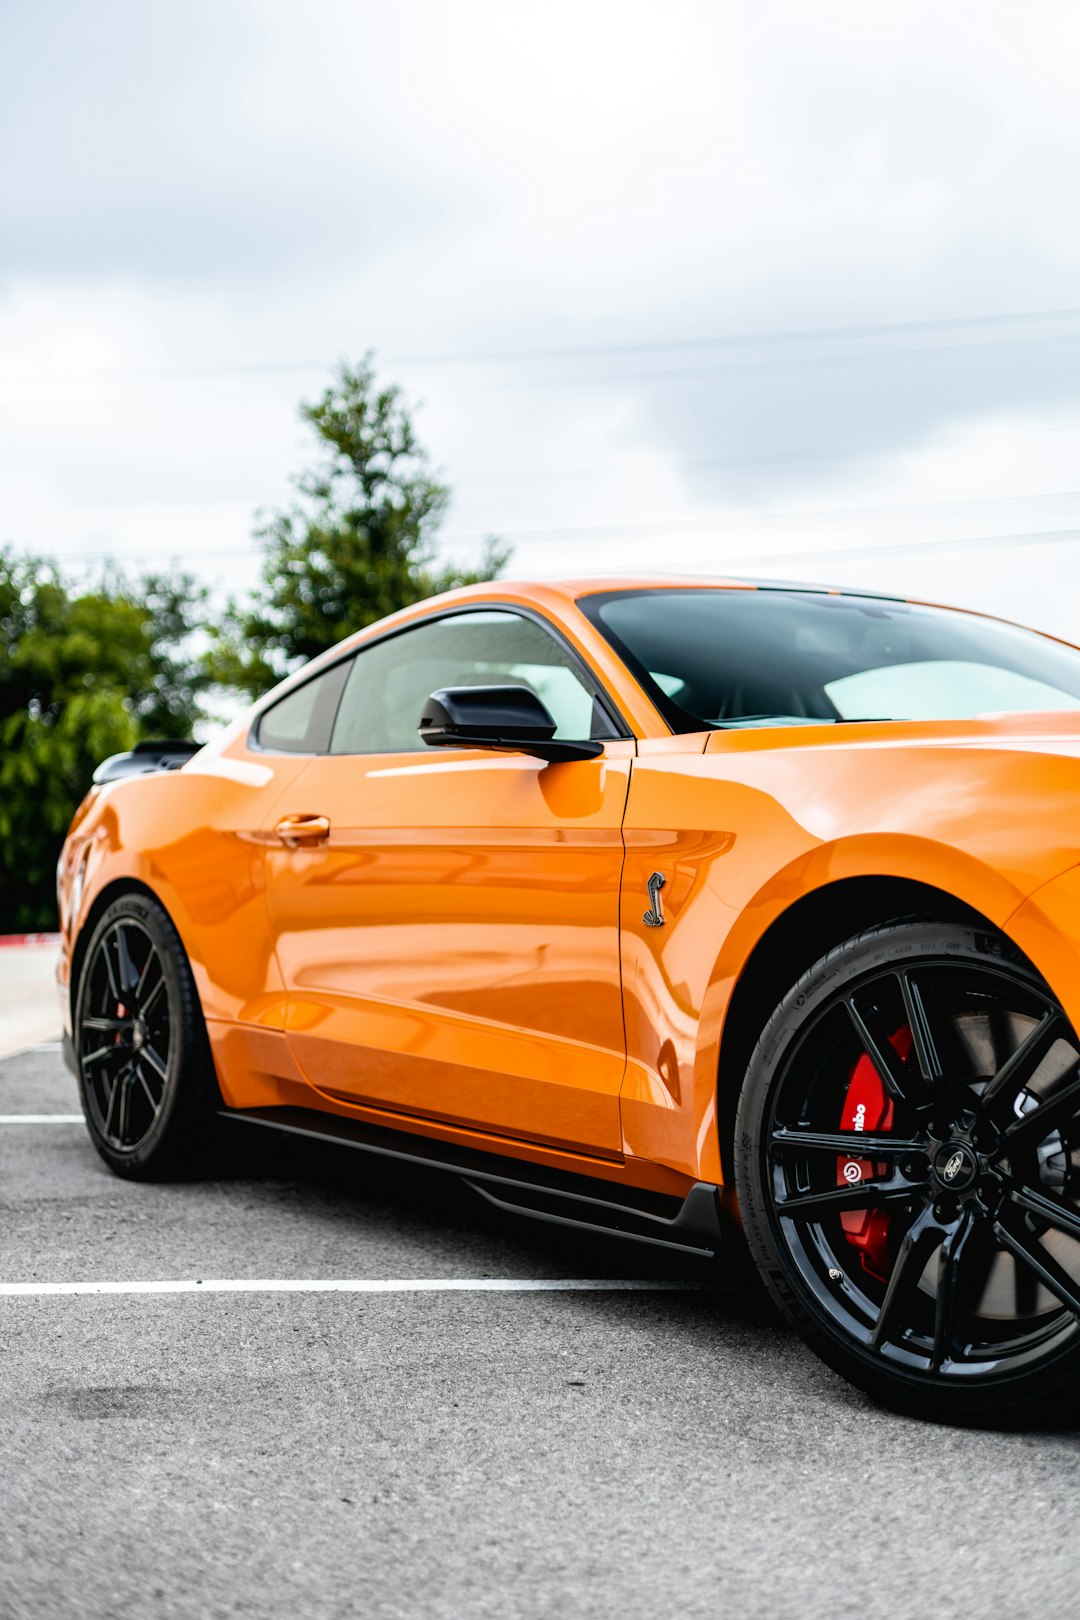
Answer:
253 661 351 753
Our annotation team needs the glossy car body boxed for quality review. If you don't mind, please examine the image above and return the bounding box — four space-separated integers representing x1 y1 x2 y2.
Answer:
55 575 1080 1224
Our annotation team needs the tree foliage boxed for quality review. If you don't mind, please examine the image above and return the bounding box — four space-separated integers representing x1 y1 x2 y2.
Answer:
2 356 508 928
210 357 510 696
0 552 207 930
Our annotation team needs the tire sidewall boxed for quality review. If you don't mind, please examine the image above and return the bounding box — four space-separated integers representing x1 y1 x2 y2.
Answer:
74 891 210 1177
734 920 1080 1423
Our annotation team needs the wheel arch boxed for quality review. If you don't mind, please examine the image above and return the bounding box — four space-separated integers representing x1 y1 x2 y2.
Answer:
713 875 1000 1188
69 877 183 1026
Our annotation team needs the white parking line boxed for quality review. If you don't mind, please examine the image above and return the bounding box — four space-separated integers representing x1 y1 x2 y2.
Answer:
0 1277 703 1298
0 1115 84 1124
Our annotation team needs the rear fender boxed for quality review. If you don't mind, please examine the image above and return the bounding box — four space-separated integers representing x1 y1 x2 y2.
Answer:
64 754 309 1028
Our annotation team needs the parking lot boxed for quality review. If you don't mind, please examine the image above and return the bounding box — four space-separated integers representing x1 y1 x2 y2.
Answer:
3 1043 1080 1620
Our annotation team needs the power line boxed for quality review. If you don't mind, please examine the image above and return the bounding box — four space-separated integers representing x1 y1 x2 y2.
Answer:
15 483 1080 571
6 303 1080 385
8 420 1080 512
19 485 1080 560
4 326 1077 403
714 525 1080 570
455 437 917 486
398 304 1080 363
428 488 1080 544
420 328 1080 394
0 435 978 515
17 522 1080 577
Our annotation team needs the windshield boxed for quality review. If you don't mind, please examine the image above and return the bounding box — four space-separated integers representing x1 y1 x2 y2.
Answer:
578 588 1080 732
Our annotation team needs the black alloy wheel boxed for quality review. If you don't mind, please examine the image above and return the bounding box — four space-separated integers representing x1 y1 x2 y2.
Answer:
75 892 220 1178
735 920 1080 1423
80 916 171 1151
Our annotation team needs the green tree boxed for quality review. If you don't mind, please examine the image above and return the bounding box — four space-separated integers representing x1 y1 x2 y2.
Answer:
0 551 208 930
210 357 510 697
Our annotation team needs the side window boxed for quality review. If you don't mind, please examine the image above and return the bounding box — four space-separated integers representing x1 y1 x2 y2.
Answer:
254 661 350 753
329 610 621 755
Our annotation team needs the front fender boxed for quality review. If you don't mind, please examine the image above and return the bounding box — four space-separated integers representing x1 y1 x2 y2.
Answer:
618 734 1080 1183
1006 863 1080 1039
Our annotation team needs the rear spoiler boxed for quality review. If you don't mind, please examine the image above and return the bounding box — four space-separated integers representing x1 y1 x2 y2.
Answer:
92 739 203 785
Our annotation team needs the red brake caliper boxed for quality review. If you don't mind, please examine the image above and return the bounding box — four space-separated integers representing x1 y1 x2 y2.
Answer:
837 1026 912 1282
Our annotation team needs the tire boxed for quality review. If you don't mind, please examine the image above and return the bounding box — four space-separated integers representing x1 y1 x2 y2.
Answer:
734 919 1080 1424
73 891 221 1180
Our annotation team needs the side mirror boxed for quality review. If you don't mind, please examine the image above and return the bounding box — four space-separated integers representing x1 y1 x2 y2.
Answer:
417 685 602 763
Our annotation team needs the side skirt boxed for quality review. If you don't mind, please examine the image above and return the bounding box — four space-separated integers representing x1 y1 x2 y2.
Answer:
219 1105 724 1258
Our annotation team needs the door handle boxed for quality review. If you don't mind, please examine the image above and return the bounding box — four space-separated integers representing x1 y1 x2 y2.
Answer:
275 813 331 848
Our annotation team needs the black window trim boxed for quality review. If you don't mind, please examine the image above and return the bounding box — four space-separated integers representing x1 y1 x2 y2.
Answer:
249 600 634 756
248 655 352 756
576 587 717 735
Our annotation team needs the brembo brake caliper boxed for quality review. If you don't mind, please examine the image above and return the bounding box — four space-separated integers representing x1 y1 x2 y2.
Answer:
837 1027 911 1282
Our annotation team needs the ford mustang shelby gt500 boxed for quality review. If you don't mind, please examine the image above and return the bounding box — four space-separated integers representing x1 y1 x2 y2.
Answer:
56 575 1080 1420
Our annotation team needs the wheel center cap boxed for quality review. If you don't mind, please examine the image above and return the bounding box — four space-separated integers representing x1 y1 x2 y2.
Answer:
132 1020 146 1052
933 1140 978 1191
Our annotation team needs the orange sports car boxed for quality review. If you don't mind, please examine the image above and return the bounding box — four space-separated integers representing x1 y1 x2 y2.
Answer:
56 575 1080 1421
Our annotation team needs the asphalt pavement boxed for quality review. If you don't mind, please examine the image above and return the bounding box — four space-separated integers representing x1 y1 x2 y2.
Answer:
3 1044 1080 1620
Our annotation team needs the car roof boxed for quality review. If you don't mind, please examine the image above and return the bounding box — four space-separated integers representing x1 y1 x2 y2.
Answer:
537 573 903 600
428 572 907 607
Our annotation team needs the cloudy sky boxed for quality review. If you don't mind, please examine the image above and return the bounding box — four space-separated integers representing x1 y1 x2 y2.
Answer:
4 0 1080 636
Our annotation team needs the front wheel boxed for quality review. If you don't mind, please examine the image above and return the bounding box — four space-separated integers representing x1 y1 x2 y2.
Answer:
735 920 1080 1423
74 891 221 1179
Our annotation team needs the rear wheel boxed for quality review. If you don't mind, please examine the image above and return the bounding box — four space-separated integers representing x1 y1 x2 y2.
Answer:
735 920 1080 1422
74 892 220 1179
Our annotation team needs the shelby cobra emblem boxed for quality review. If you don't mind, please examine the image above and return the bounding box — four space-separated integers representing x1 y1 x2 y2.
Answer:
643 871 667 928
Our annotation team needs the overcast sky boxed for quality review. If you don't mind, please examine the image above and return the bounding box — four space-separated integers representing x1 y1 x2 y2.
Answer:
4 0 1080 636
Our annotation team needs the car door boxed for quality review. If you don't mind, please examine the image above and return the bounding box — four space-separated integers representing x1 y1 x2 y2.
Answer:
261 607 634 1158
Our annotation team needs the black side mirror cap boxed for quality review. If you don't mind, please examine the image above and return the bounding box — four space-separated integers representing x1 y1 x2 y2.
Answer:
418 686 602 763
